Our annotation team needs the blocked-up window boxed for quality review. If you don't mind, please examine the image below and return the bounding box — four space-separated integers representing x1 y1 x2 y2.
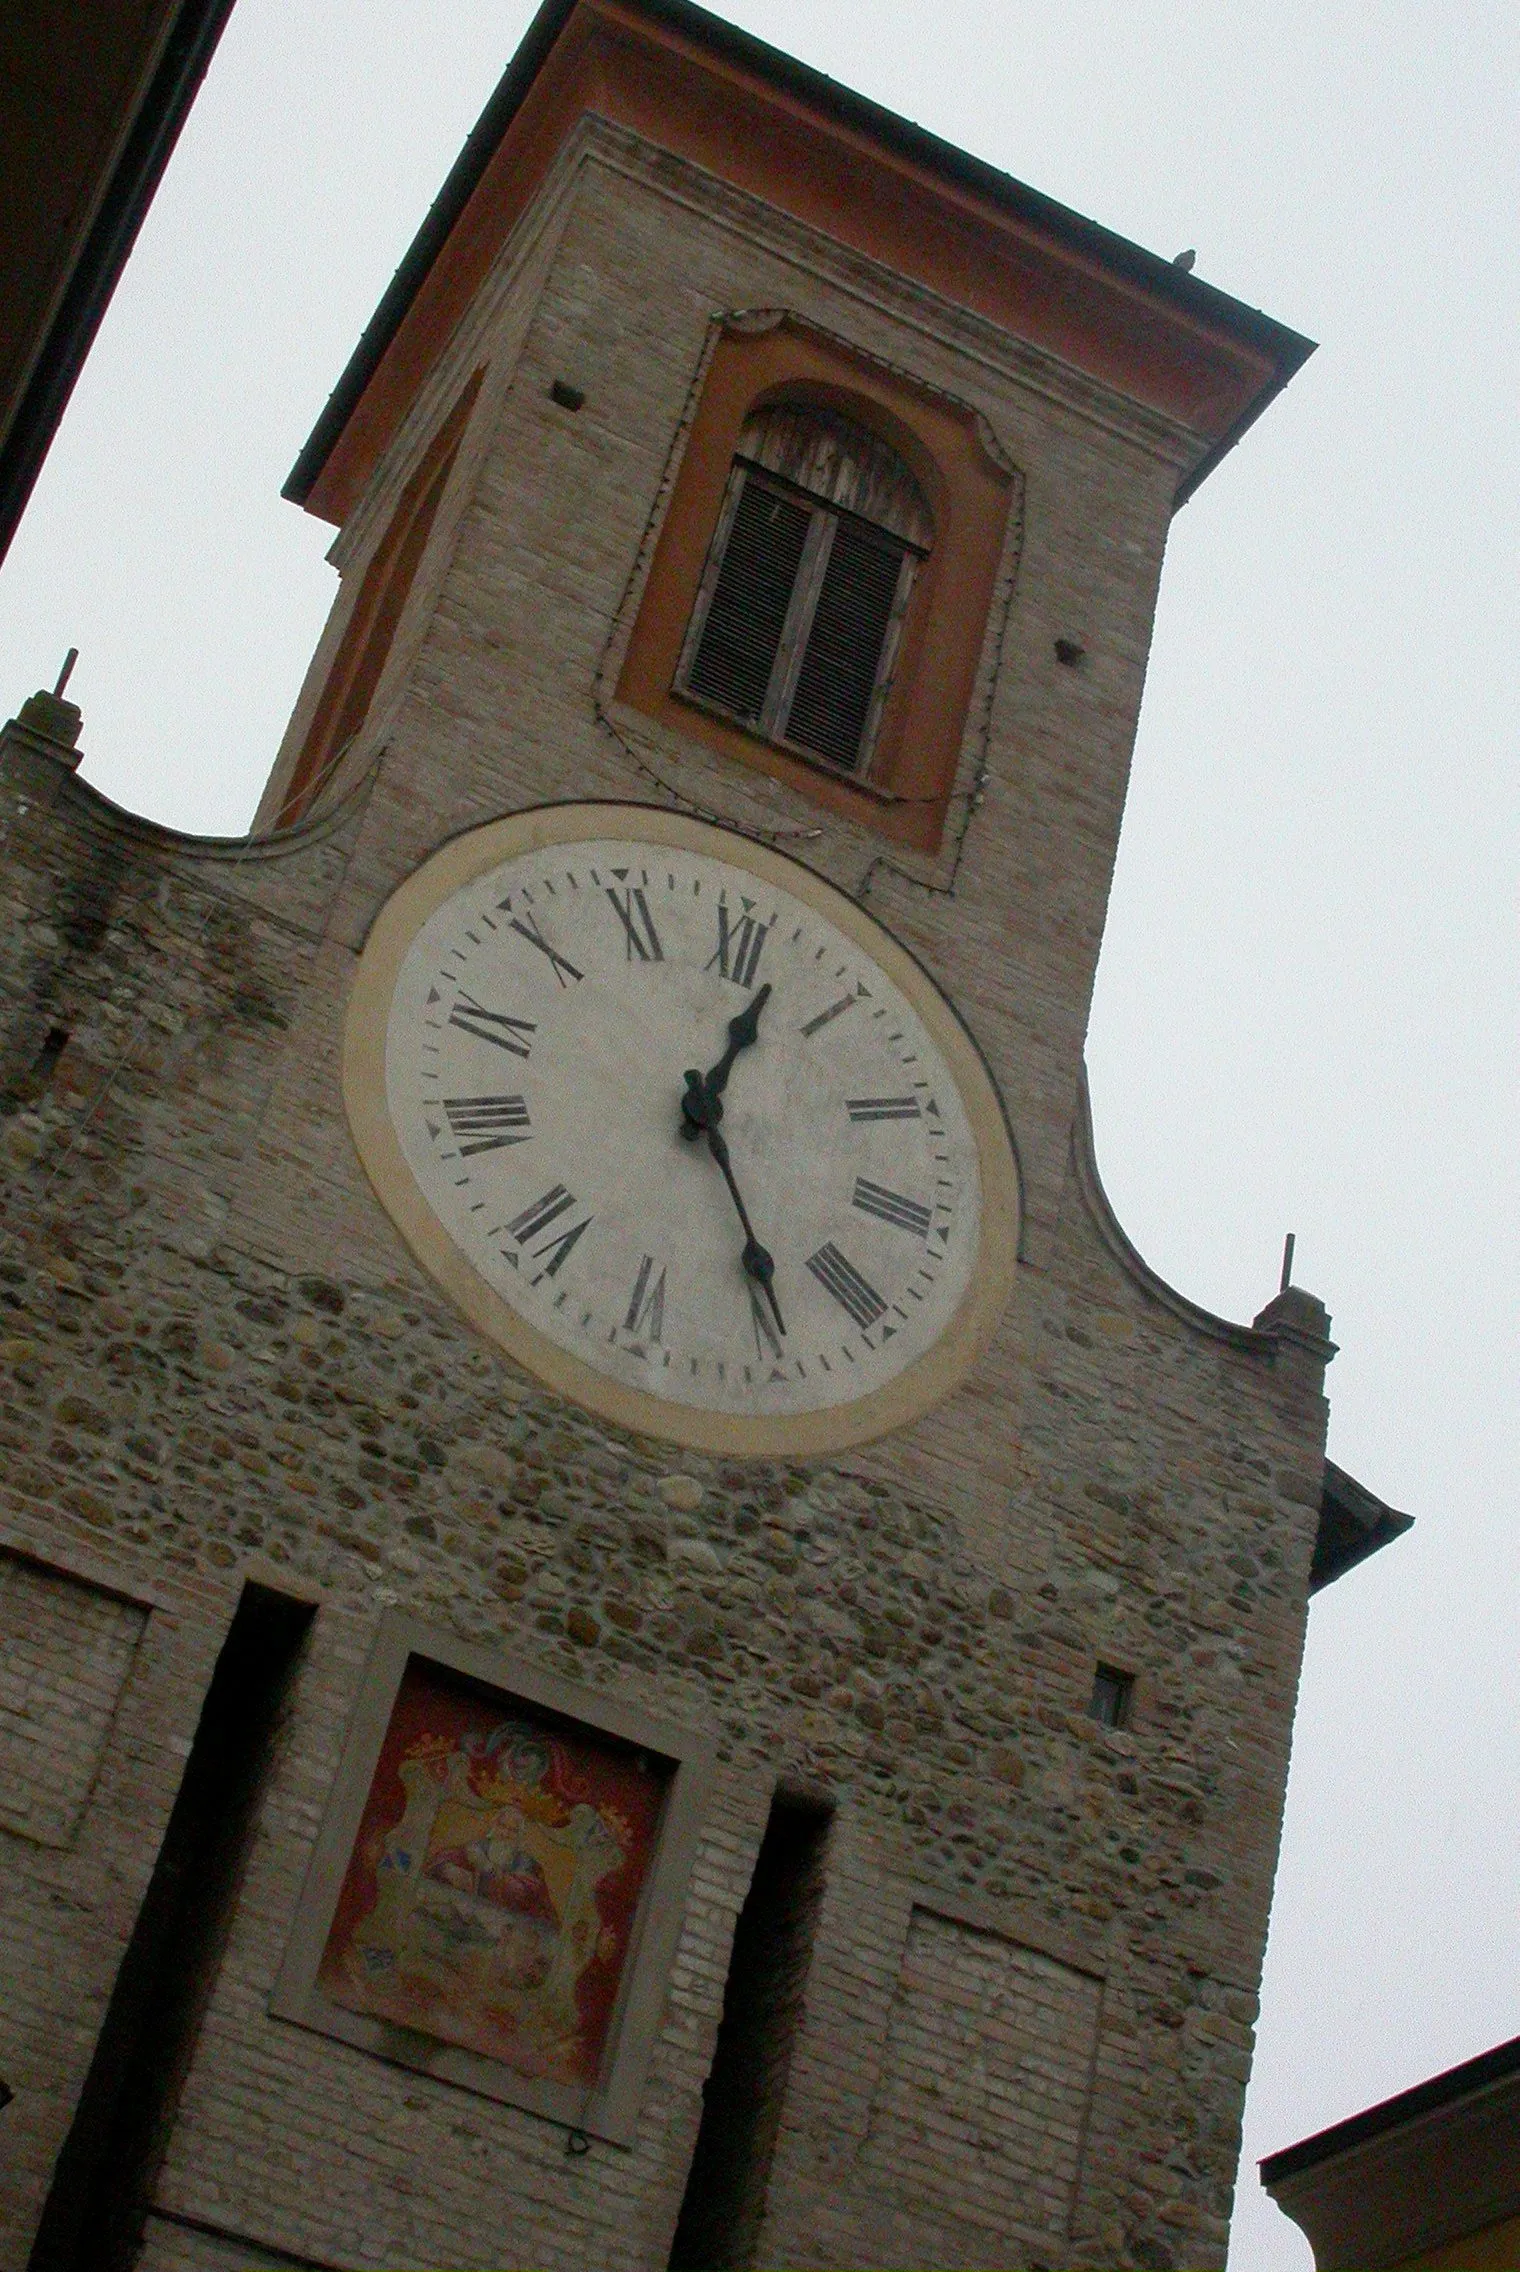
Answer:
861 1905 1102 2243
677 403 933 779
0 1553 145 1846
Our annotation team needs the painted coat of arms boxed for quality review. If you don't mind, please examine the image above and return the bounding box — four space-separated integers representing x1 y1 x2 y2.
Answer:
318 1661 667 2085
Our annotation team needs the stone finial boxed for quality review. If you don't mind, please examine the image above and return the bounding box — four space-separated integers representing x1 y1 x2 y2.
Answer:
1252 1284 1338 1365
3 686 84 770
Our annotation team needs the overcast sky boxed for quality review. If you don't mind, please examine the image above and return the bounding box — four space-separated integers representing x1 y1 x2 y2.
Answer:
2 3 1515 2262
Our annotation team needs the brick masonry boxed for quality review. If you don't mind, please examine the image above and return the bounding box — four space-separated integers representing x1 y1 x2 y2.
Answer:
0 101 1329 2272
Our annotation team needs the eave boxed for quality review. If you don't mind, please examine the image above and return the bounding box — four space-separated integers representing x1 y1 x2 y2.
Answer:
285 0 1313 528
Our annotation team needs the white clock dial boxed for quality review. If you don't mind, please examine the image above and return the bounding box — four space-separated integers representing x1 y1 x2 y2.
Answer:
346 806 1019 1457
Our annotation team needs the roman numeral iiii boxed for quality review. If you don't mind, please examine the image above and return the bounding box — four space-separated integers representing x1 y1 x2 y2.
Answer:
852 1177 932 1237
806 1240 887 1329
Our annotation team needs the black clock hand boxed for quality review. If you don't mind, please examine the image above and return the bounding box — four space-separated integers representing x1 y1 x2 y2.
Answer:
705 1121 786 1336
680 983 771 1138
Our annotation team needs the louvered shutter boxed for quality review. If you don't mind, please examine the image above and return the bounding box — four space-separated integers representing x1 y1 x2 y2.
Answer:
685 477 811 724
783 521 907 772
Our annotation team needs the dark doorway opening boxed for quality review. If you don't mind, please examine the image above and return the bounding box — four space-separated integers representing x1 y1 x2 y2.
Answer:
29 1583 313 2272
668 1794 831 2271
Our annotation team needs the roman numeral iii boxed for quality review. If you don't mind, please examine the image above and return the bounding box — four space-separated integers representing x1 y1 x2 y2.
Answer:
806 1240 887 1330
441 1095 532 1154
448 993 536 1057
846 1095 922 1122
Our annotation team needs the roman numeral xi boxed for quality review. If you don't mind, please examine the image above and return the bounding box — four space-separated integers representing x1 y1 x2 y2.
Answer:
606 880 663 963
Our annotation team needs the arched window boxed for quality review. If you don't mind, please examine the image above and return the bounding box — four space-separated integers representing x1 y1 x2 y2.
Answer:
675 403 933 779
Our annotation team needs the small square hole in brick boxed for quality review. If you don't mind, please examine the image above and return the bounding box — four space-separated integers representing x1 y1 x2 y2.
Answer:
549 379 585 412
1089 1664 1133 1729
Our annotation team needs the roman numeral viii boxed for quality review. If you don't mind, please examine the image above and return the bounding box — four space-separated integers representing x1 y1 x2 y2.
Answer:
707 898 769 988
606 885 663 963
441 1095 532 1155
806 1241 887 1330
506 1184 593 1282
448 992 536 1057
852 1177 932 1237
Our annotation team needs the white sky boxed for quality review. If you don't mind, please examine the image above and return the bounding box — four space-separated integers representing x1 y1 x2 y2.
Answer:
2 4 1515 2263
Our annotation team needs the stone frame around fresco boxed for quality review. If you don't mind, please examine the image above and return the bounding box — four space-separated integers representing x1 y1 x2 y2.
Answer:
270 1612 717 2145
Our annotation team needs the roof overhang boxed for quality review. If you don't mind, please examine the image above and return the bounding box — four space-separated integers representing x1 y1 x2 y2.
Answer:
286 0 1314 528
1262 2036 1520 2269
0 0 238 567
1310 1459 1414 1592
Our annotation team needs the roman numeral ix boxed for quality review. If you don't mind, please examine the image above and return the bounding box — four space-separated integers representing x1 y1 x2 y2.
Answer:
506 1184 593 1282
706 897 769 988
806 1241 887 1330
448 992 536 1058
440 1095 532 1155
852 1177 932 1237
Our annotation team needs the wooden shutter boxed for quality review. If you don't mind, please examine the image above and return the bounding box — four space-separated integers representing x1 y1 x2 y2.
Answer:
680 451 921 776
783 519 908 773
685 475 812 725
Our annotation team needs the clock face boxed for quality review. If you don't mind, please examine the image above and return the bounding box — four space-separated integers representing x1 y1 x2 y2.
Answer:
346 805 1019 1456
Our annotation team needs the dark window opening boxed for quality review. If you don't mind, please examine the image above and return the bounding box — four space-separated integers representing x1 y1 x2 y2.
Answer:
1 1025 70 1113
1088 1664 1134 1730
677 403 931 781
668 1796 831 2271
29 1584 313 2272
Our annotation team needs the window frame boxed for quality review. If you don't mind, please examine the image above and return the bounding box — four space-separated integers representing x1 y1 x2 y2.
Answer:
614 316 1017 857
674 454 925 782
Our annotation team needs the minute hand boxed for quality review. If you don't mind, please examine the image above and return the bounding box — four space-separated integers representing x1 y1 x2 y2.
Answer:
705 1123 785 1337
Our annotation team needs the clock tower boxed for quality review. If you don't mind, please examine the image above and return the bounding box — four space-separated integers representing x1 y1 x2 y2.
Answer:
0 3 1411 2268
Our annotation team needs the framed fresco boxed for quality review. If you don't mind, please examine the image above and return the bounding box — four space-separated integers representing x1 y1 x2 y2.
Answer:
271 1615 716 2142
